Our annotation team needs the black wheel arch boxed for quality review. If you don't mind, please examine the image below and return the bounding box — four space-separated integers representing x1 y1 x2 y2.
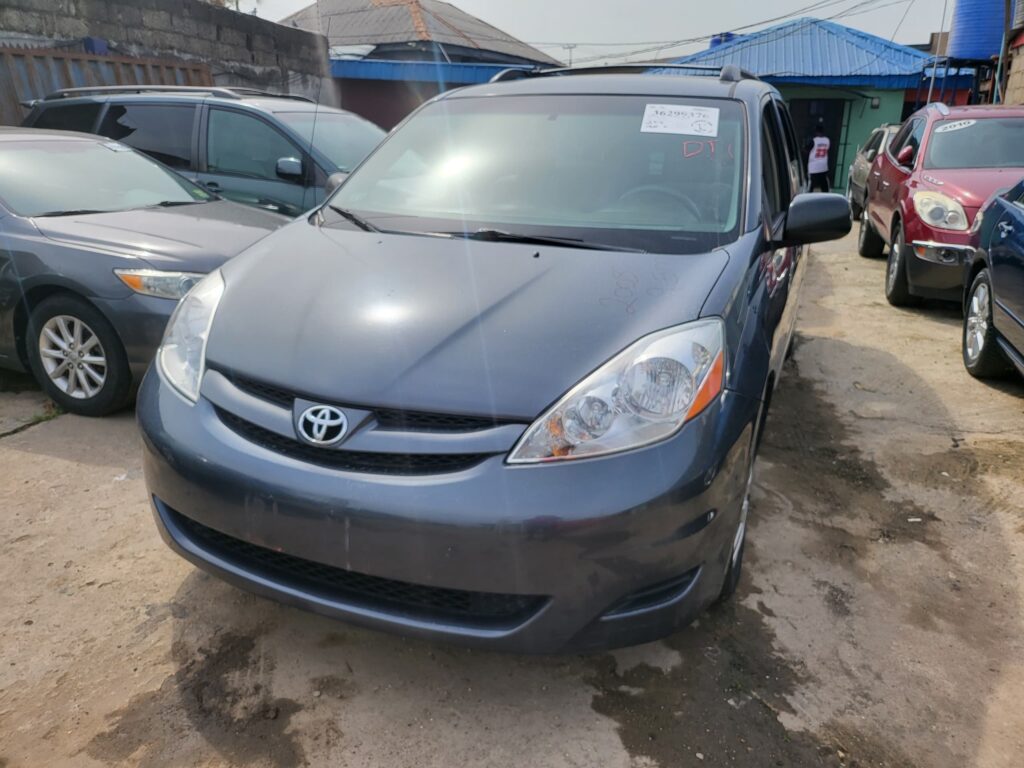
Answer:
963 255 989 314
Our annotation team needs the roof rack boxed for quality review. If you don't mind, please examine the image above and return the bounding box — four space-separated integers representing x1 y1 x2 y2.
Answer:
490 63 759 84
42 85 315 103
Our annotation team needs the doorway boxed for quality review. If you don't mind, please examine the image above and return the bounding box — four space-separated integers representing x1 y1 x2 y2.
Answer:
787 98 847 190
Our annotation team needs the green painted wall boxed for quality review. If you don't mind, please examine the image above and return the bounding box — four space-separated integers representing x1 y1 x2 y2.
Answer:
775 84 905 192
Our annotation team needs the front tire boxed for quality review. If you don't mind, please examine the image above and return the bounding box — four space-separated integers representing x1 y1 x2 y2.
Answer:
857 209 884 258
963 269 1011 378
26 294 132 416
884 223 918 307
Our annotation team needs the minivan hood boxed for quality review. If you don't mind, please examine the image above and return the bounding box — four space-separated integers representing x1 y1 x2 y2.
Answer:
33 201 286 273
919 167 1024 210
208 223 730 420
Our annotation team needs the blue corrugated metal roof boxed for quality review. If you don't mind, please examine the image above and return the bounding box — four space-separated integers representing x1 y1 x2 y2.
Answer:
658 18 950 89
331 59 531 84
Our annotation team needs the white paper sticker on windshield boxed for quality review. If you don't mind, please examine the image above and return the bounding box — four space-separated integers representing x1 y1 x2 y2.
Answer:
641 104 720 137
935 119 976 134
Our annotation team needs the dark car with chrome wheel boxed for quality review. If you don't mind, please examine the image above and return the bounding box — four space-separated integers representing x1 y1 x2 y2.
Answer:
962 178 1024 379
138 66 850 652
0 128 286 415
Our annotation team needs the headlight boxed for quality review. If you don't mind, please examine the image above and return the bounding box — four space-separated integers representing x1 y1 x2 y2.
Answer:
508 319 725 463
913 191 968 231
115 269 204 299
157 270 224 402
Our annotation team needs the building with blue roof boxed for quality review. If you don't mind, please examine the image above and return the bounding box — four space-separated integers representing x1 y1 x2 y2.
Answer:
660 18 973 191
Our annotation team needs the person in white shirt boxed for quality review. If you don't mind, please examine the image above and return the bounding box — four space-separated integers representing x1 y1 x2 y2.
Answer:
806 123 831 192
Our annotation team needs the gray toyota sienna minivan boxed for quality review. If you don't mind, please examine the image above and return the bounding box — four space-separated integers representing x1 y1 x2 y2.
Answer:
138 66 850 652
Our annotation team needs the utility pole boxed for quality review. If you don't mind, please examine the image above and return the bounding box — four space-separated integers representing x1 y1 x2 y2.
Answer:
926 0 949 103
562 44 577 67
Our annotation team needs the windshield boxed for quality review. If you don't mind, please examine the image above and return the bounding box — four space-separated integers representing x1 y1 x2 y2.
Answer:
925 117 1024 170
277 111 386 172
0 139 211 217
330 94 746 254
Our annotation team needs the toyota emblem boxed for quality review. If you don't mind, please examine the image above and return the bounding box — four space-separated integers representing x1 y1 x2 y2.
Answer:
296 405 348 446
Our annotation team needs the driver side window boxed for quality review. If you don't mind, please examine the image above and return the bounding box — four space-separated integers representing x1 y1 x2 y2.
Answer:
207 109 302 182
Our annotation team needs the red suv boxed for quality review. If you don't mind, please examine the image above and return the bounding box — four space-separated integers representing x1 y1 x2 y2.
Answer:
857 103 1024 306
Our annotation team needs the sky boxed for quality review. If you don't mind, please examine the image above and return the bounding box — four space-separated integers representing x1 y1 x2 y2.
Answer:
234 0 952 65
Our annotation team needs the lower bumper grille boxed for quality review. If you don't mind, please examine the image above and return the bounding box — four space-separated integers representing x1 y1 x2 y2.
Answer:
169 508 547 628
215 407 492 475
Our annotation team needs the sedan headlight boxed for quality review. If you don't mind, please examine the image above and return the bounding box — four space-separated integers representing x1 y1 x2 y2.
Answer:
157 270 224 402
508 319 725 463
913 191 968 231
115 268 204 299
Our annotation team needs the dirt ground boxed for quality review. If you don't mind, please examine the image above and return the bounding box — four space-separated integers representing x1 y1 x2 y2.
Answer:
1 232 1023 768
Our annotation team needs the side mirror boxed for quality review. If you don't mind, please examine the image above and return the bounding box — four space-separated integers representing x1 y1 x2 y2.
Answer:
780 193 852 246
896 145 915 167
324 171 349 197
276 157 303 181
865 148 877 162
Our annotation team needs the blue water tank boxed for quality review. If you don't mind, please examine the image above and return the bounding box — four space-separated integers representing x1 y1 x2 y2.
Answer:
947 0 1006 61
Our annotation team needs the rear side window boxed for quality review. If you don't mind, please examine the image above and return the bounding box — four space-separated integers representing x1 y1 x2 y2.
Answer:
31 103 101 132
98 104 196 169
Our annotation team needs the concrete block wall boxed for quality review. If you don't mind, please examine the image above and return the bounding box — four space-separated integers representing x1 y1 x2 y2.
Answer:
0 0 336 103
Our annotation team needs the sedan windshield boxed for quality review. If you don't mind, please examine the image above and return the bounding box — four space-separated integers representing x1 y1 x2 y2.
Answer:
277 111 386 172
330 94 746 254
925 117 1024 170
0 139 211 217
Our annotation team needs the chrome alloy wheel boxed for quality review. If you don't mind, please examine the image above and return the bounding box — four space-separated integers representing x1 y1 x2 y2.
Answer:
38 315 107 399
965 281 991 364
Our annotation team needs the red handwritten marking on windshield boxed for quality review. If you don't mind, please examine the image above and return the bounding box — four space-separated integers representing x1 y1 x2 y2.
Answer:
682 141 734 159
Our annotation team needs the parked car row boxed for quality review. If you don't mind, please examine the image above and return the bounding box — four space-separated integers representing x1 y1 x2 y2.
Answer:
0 86 385 415
853 103 1024 383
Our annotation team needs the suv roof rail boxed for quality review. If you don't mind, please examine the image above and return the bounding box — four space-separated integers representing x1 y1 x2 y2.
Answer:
489 63 760 84
41 85 315 103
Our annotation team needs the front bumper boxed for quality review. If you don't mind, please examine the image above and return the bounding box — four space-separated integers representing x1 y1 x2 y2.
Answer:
904 219 974 300
138 367 760 653
92 293 176 380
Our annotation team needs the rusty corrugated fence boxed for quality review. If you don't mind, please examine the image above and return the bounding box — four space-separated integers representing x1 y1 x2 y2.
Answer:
0 46 212 126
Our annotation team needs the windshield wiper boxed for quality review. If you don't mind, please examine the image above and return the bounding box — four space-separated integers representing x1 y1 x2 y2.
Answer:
152 200 206 208
326 204 379 232
32 209 106 218
440 228 646 253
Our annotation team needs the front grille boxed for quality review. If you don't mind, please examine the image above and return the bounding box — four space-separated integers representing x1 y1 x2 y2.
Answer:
221 370 512 433
170 509 546 627
215 407 491 475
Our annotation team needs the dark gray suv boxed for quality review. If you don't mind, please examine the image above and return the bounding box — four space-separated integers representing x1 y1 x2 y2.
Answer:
23 86 385 217
138 66 850 652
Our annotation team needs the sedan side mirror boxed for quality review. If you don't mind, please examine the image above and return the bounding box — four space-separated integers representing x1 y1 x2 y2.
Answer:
324 171 349 197
865 148 877 162
896 145 915 167
780 193 851 246
276 157 304 182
